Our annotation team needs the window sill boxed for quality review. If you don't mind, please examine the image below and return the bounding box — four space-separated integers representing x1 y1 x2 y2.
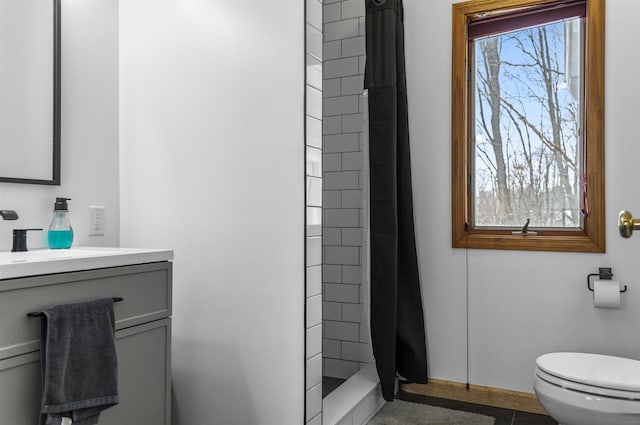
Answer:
452 233 605 253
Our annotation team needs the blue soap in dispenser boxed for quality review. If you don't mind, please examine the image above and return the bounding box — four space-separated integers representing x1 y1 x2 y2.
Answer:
48 197 74 249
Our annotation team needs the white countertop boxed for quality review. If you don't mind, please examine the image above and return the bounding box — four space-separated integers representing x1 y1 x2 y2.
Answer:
0 247 173 279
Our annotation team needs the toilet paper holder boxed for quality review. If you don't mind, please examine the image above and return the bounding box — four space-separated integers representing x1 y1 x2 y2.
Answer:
587 267 627 293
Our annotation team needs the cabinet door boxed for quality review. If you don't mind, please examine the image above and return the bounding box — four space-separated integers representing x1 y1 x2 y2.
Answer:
0 352 41 424
100 318 172 425
0 319 171 425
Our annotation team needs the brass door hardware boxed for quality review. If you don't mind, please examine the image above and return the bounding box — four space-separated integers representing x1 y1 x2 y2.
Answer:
618 210 640 238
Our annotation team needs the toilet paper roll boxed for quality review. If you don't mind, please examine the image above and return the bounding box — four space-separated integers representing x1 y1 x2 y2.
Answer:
593 280 621 309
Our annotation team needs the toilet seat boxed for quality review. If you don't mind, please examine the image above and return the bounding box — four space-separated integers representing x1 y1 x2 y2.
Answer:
536 352 640 400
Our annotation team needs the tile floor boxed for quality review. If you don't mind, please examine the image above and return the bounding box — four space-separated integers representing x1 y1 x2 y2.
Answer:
396 391 558 425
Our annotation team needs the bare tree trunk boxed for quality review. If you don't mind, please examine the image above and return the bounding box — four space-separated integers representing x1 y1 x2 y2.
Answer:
535 27 574 218
480 38 511 223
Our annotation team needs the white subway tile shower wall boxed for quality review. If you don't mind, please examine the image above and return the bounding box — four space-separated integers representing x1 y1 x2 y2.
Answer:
307 0 322 31
307 237 323 267
324 115 343 134
324 227 343 246
325 357 360 379
306 1 324 424
322 0 371 382
342 265 362 284
324 338 342 359
324 153 343 173
324 171 359 191
325 246 360 265
325 283 360 304
307 324 323 359
307 265 322 297
307 86 323 119
324 208 360 227
324 133 359 153
324 301 343 321
307 24 323 60
324 3 342 23
325 19 360 42
307 55 323 90
325 320 360 342
307 354 323 391
324 191 343 209
341 0 365 20
307 383 323 421
325 95 360 116
307 295 323 328
324 40 342 61
307 117 322 149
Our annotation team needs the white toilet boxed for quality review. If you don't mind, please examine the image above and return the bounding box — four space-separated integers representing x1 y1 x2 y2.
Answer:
534 352 640 425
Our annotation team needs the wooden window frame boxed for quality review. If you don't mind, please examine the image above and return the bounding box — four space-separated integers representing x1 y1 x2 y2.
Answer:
451 0 605 253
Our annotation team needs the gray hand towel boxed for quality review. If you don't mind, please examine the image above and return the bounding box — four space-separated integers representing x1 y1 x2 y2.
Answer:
39 298 119 425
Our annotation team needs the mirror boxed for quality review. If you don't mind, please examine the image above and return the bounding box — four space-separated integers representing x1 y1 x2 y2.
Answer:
0 0 60 185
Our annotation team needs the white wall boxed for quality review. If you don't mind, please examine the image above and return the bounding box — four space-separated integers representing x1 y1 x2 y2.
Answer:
0 0 119 251
118 1 305 424
405 0 640 393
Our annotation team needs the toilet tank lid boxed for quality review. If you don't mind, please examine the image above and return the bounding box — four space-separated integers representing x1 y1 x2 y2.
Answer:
537 352 640 392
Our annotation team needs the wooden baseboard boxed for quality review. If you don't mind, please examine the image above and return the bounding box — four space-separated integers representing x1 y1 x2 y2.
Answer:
401 379 548 415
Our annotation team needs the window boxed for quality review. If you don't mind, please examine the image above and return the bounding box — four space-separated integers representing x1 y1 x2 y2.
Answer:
452 0 604 252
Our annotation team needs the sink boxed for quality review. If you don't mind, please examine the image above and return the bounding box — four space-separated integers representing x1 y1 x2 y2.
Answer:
0 247 173 279
0 248 116 264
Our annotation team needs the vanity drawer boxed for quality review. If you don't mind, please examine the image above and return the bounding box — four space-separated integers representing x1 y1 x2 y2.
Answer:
0 261 172 359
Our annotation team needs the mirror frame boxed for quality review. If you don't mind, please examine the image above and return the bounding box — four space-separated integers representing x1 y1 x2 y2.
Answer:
0 0 61 185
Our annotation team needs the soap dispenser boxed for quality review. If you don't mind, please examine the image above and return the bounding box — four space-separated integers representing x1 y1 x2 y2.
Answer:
48 197 74 249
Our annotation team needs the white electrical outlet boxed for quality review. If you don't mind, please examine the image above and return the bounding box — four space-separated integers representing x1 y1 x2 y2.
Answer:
89 206 105 236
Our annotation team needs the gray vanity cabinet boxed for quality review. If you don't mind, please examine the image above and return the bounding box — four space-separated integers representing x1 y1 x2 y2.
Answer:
0 261 172 425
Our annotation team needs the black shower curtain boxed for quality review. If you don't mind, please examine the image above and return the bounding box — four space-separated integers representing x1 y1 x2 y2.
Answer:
364 0 428 401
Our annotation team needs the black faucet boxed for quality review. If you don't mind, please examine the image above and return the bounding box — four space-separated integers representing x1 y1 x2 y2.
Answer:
0 210 18 221
12 229 43 252
1 210 42 252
